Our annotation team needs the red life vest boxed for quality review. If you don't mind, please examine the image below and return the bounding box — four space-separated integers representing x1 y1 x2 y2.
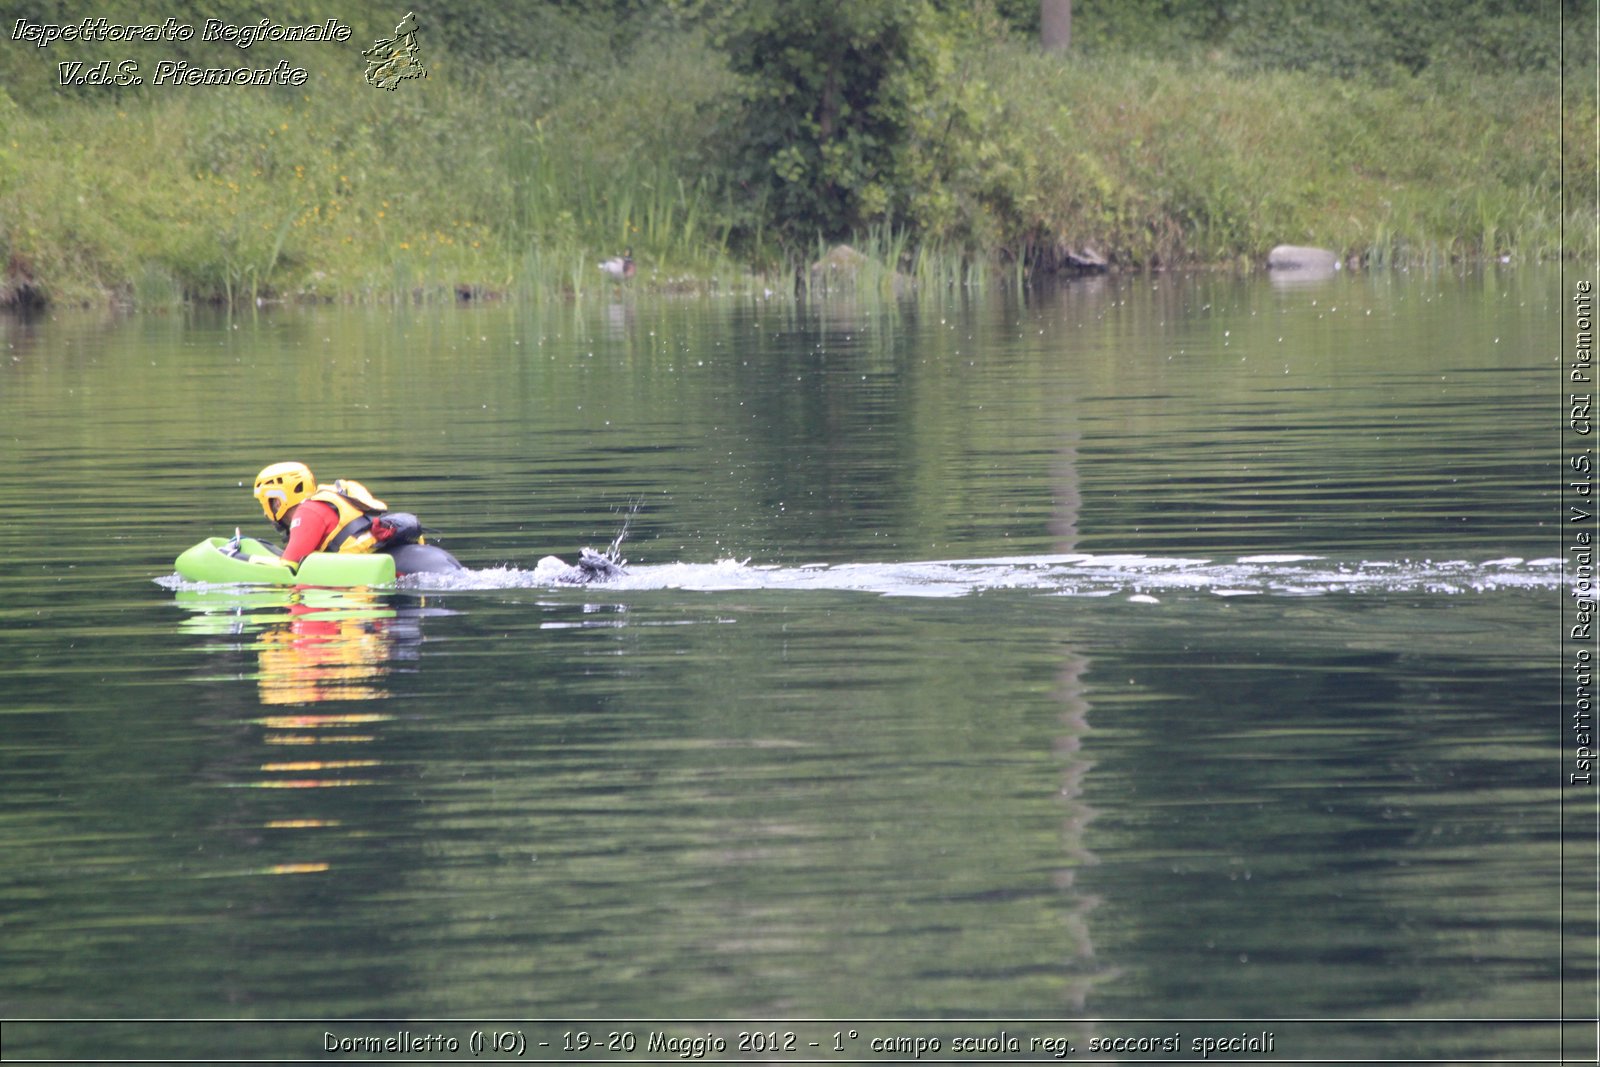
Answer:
306 479 388 554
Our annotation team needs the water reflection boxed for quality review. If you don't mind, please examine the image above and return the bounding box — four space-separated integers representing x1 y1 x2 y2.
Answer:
165 589 452 884
1053 644 1108 1020
0 269 1563 1052
171 587 437 705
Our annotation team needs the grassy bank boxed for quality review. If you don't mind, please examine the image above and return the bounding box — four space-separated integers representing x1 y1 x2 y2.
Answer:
978 51 1574 270
0 25 1582 308
0 30 758 306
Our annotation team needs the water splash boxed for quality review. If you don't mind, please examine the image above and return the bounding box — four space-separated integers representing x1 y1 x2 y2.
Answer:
405 552 1565 600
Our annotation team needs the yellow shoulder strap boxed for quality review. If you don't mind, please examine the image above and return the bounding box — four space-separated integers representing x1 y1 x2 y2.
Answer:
331 478 387 513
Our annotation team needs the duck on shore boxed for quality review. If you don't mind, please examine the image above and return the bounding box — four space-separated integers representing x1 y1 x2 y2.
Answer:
598 249 635 279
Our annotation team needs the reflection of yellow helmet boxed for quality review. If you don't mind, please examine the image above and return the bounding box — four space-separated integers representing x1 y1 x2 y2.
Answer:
257 620 391 705
254 462 316 526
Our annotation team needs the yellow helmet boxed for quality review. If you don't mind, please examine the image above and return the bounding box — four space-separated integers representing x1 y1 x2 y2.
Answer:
254 462 316 526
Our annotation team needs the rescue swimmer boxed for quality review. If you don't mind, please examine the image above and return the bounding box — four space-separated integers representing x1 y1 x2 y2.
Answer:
249 461 464 575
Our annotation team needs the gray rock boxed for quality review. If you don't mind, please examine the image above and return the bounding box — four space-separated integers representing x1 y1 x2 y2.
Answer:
1061 246 1108 273
1267 245 1341 272
810 244 868 278
809 244 911 294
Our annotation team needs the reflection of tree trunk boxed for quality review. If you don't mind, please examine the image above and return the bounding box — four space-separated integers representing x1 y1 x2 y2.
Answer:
1052 645 1099 1013
1049 274 1111 551
1048 278 1114 1019
1041 0 1071 53
1051 438 1080 553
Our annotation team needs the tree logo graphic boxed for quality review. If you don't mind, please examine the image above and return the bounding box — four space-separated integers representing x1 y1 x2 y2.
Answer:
363 11 428 91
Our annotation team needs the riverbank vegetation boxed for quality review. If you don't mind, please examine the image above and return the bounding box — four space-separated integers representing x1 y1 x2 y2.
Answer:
0 0 1588 307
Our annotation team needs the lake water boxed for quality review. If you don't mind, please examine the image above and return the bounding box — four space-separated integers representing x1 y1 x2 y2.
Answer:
0 267 1589 1062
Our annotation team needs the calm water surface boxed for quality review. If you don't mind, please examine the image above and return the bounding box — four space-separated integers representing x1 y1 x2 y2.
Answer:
0 267 1583 1060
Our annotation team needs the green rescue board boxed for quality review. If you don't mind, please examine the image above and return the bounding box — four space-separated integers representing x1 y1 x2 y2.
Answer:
174 536 397 587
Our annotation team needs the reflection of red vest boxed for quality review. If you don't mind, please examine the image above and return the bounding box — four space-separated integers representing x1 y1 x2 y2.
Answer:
307 479 387 554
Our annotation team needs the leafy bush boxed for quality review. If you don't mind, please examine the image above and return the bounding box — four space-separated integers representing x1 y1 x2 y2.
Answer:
716 0 939 242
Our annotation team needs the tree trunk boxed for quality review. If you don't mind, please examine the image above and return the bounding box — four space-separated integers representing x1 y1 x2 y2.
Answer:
818 62 837 143
1041 0 1071 53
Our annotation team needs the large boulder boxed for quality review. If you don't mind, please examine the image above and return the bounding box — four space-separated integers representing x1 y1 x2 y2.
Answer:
1266 245 1340 272
808 243 911 294
0 252 46 309
1061 245 1108 273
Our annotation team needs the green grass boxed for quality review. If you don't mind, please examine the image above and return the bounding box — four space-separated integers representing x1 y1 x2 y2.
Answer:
0 30 754 307
970 50 1574 271
0 29 1582 310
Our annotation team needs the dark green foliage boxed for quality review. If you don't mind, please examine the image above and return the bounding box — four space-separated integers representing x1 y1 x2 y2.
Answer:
1068 0 1579 77
715 0 938 242
424 0 687 67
